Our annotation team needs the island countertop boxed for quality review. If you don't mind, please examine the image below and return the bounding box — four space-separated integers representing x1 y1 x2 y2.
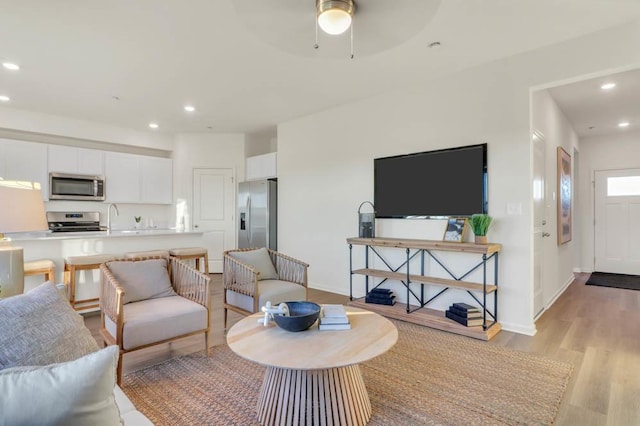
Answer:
6 228 203 241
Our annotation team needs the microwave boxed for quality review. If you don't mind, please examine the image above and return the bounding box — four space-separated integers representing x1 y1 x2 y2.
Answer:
49 172 105 201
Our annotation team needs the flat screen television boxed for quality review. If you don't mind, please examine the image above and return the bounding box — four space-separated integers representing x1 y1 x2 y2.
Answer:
374 143 487 218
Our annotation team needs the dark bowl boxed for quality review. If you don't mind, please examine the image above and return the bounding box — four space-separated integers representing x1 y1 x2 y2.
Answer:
273 301 321 332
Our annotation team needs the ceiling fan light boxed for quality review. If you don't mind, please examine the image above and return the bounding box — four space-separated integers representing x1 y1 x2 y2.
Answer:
317 0 355 35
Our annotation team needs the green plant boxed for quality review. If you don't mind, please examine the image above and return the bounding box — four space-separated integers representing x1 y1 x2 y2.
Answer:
469 214 492 236
134 216 142 223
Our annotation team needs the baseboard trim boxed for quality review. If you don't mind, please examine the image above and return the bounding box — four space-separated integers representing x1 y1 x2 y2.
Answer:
546 274 574 308
501 322 537 336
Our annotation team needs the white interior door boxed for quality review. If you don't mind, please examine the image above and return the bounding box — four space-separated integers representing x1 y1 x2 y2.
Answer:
532 131 549 318
193 168 235 273
594 169 640 275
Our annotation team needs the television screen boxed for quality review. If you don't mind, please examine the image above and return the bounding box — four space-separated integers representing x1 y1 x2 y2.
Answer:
374 144 487 218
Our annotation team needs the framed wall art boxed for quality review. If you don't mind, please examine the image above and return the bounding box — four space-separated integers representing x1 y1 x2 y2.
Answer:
557 147 572 245
443 218 467 242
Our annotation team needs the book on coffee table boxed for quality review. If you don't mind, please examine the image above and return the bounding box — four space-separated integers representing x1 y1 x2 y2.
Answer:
320 304 350 330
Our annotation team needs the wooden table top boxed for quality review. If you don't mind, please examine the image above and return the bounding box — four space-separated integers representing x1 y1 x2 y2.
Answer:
227 306 398 370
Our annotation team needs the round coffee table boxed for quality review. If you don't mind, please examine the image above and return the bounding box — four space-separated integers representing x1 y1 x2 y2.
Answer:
227 306 397 426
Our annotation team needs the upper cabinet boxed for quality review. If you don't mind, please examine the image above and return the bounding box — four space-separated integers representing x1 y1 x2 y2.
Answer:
48 145 104 175
141 157 173 204
105 152 172 204
0 139 49 200
246 152 277 181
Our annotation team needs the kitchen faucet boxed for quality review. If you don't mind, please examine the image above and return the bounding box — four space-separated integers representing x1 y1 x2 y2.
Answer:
107 203 119 232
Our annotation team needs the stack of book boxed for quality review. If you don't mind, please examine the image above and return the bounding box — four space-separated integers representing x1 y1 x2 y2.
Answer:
365 288 395 305
319 304 351 330
445 302 483 327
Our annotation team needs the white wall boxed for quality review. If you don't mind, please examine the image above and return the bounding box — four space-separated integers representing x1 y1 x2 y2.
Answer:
531 89 579 309
277 20 640 335
172 133 245 227
578 129 640 272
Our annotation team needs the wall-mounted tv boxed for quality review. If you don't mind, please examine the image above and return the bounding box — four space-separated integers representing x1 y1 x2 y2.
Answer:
374 143 487 218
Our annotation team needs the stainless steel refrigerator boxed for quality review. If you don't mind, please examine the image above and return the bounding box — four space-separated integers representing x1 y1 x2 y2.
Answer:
238 180 277 249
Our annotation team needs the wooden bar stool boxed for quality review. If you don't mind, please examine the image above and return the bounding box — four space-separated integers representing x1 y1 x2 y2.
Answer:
169 247 209 273
24 259 56 282
124 250 170 259
65 254 116 310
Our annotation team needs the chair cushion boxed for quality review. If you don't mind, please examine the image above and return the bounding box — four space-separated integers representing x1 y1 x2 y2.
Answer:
228 248 278 280
104 295 208 350
0 281 99 370
0 345 122 425
106 258 176 304
226 279 306 313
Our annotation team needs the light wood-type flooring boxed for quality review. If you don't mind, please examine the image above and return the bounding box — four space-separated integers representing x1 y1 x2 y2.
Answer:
83 272 640 425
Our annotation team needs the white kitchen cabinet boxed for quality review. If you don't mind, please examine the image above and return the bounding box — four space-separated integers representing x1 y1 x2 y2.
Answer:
48 145 104 175
246 152 277 181
0 139 49 200
141 157 173 204
105 152 172 204
105 152 141 203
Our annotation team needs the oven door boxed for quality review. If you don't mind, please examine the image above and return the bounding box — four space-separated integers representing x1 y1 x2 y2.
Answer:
49 173 105 201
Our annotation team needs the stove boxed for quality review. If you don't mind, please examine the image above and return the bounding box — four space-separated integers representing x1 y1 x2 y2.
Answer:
47 211 106 232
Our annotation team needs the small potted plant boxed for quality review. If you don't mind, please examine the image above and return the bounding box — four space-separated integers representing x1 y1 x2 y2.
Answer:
469 214 492 244
134 216 142 229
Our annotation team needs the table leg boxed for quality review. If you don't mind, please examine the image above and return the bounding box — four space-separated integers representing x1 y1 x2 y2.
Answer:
257 364 372 426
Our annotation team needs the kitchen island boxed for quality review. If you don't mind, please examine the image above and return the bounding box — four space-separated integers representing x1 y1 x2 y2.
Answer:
10 229 204 301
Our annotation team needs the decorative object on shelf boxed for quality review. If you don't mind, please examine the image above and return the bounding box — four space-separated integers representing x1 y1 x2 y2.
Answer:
469 213 493 244
365 288 395 305
442 217 467 242
0 181 48 298
358 201 376 238
134 216 142 229
557 147 572 245
272 301 321 332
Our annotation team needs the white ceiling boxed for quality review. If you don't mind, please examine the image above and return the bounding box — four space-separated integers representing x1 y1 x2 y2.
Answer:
1 0 640 136
548 68 640 138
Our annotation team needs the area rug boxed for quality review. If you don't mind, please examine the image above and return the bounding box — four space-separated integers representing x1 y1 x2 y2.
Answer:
586 271 640 291
122 320 572 425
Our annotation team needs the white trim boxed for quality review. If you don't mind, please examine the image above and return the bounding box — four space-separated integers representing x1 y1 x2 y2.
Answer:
546 274 574 308
501 322 537 336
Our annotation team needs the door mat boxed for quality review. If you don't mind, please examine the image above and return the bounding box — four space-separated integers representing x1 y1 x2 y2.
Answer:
586 272 640 291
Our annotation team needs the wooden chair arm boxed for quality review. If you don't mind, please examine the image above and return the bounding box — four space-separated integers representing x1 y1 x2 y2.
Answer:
99 264 125 334
171 258 211 309
223 254 259 297
268 249 308 287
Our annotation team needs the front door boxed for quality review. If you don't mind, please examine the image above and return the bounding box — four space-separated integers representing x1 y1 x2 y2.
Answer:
594 169 640 275
193 168 235 273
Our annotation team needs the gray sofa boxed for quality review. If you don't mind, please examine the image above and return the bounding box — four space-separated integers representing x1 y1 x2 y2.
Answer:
0 281 152 425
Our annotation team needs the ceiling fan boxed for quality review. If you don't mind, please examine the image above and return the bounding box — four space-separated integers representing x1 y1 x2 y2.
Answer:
232 0 442 59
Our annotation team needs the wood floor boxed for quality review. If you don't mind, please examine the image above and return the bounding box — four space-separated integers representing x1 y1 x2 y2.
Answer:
84 272 640 425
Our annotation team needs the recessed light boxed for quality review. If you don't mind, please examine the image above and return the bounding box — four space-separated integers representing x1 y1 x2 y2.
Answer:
618 121 630 128
149 123 159 129
601 82 616 90
0 95 10 102
184 105 195 112
2 62 19 71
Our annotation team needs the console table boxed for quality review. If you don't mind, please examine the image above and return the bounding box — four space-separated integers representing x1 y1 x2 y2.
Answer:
347 237 501 340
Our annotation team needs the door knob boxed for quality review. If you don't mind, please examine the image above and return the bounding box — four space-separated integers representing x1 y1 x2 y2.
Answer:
194 224 199 229
542 232 550 237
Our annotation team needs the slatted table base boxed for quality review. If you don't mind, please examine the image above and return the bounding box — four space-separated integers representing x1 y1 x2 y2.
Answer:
257 365 371 426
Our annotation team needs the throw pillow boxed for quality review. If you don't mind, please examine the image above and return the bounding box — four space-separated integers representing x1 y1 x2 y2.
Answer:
0 345 122 426
229 248 278 280
106 258 176 304
0 281 99 370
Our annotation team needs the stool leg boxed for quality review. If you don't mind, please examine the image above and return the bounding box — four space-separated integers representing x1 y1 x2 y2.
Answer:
67 265 76 308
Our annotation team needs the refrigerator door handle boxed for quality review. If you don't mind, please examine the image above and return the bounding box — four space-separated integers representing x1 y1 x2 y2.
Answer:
246 195 252 246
